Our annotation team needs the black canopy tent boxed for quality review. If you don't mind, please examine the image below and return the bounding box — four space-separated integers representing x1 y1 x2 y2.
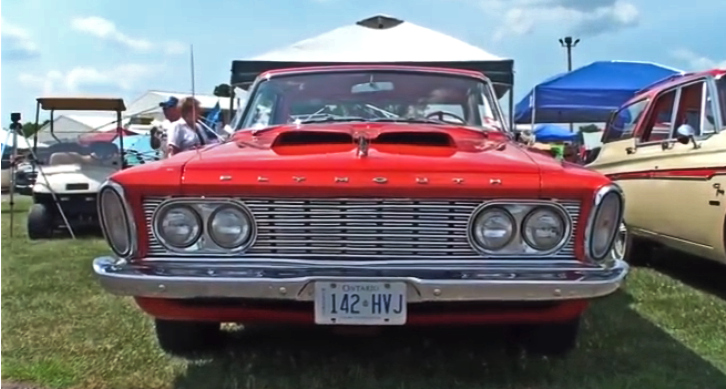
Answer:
227 15 515 126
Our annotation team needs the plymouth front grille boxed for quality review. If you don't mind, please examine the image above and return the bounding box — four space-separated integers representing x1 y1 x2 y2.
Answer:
141 198 581 260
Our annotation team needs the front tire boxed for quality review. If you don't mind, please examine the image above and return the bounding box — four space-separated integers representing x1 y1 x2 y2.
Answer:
27 203 54 239
516 317 581 357
154 319 223 356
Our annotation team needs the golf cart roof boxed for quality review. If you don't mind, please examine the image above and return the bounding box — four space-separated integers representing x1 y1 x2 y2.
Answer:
36 97 126 112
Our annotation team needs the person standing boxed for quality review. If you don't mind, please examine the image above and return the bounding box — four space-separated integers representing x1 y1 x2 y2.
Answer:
150 96 180 156
166 97 211 156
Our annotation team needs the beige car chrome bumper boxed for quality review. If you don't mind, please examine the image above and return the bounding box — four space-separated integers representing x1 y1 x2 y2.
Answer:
92 256 629 302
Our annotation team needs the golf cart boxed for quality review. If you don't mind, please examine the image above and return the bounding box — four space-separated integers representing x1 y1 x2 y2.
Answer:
27 97 128 239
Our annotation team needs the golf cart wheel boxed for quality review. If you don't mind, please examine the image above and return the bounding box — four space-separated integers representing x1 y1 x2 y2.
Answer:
515 316 581 358
154 319 223 356
27 203 54 239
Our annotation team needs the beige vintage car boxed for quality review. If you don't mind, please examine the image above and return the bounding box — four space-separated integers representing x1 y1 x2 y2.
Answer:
588 68 726 265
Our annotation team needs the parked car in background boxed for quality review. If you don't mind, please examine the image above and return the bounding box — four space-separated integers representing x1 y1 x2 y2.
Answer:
588 68 726 265
93 65 628 357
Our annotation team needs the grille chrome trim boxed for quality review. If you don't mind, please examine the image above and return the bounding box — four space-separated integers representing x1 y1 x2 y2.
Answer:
142 198 581 261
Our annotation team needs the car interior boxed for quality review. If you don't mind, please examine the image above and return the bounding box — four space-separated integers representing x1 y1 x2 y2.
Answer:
242 72 501 130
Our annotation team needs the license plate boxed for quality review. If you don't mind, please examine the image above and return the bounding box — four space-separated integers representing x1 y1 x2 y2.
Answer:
314 281 407 325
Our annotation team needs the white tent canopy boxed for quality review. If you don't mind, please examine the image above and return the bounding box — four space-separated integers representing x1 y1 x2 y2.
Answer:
251 15 506 63
125 90 243 119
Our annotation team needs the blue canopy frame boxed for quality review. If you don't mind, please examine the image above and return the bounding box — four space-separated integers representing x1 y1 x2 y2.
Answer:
514 61 683 124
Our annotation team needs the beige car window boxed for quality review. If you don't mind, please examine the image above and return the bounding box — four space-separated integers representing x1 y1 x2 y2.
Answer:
702 84 717 134
602 99 649 143
674 82 706 136
641 89 676 143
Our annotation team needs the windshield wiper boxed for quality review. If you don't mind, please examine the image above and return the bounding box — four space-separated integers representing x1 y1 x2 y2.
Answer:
297 115 368 124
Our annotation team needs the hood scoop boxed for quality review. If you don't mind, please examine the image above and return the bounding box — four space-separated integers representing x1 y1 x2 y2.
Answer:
271 131 354 147
372 131 455 147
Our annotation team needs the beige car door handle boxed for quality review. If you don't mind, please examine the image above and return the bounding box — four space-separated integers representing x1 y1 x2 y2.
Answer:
625 147 636 155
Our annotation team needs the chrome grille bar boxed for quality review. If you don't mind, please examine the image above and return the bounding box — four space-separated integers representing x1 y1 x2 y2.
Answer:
142 198 581 260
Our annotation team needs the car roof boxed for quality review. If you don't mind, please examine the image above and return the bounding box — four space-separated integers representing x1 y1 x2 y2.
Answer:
260 64 489 81
624 68 726 104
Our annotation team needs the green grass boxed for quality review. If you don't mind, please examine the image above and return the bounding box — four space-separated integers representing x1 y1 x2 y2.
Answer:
2 198 726 389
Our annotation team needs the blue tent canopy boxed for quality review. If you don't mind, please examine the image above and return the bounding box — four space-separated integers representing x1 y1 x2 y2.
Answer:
533 124 576 143
514 61 683 124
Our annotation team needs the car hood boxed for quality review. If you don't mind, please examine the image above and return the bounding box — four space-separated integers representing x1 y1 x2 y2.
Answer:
115 123 608 199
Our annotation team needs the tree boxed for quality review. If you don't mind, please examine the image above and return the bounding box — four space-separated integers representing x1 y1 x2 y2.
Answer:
578 124 601 133
21 120 50 138
213 83 232 97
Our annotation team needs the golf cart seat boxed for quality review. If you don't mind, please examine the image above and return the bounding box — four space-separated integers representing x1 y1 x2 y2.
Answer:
48 152 96 166
47 152 119 168
49 152 121 168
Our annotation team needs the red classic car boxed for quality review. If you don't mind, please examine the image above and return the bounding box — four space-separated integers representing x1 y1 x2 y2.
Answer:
93 65 628 357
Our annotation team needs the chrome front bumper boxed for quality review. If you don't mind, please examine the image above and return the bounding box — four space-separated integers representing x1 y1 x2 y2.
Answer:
92 257 629 302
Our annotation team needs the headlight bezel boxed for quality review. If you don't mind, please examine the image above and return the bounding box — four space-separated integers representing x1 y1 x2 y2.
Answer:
585 184 625 261
150 198 257 254
467 201 573 256
97 180 136 258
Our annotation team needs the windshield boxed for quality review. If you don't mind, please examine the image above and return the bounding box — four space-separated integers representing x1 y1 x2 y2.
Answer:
235 70 505 131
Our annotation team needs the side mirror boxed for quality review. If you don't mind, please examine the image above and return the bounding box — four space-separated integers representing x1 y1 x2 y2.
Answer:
675 124 698 147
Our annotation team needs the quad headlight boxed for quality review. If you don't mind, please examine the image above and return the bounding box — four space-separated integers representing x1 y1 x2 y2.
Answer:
587 185 624 261
523 207 567 251
154 205 202 249
469 202 572 255
207 205 253 249
152 200 256 252
98 181 134 257
471 207 516 250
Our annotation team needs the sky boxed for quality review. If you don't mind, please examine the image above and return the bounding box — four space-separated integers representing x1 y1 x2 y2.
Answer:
2 0 725 126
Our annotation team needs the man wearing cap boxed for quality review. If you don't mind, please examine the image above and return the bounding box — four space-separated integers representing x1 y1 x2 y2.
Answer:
150 96 180 157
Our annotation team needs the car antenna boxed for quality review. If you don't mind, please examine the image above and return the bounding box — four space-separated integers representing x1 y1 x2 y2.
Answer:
190 44 203 159
189 44 224 151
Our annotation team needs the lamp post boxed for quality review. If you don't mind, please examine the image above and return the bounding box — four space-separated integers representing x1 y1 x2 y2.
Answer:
559 36 580 132
559 36 579 72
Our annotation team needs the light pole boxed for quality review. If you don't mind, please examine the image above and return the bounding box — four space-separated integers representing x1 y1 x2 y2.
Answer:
559 36 579 132
559 36 579 72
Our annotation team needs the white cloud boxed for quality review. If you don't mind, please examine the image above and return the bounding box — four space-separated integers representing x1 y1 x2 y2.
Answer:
163 41 187 55
1 18 40 60
478 0 640 41
70 16 185 55
18 64 161 95
671 49 726 71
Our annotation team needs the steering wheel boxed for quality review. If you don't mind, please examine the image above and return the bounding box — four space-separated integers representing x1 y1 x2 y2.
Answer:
425 111 466 124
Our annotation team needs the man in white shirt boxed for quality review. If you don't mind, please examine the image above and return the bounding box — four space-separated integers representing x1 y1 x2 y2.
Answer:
166 97 213 156
150 96 180 157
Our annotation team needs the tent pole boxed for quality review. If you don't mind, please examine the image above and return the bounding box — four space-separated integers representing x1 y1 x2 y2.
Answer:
32 101 40 182
9 126 19 237
508 88 514 130
117 110 124 168
530 86 537 135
